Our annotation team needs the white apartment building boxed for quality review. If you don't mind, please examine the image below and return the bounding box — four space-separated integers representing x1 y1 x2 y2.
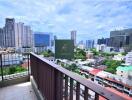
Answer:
14 23 33 53
14 22 24 49
125 51 132 65
96 44 106 52
113 54 124 61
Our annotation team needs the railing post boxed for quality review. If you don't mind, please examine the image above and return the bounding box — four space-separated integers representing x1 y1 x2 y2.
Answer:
76 82 80 100
95 93 99 100
84 87 88 100
55 70 63 100
65 75 68 100
27 53 30 75
0 54 4 81
70 78 73 100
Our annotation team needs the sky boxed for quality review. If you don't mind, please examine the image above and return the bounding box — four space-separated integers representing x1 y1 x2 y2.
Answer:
0 0 132 42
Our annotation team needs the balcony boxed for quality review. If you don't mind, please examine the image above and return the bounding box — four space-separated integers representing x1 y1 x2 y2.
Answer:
0 53 129 100
30 53 126 100
0 82 37 100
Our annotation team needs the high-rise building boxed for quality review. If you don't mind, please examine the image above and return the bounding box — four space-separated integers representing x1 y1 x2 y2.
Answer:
97 38 110 46
0 18 33 53
4 18 15 47
23 26 33 48
34 33 50 47
34 32 52 53
14 22 33 53
54 35 57 40
109 29 132 48
71 30 76 46
0 28 4 47
14 22 24 49
86 40 94 49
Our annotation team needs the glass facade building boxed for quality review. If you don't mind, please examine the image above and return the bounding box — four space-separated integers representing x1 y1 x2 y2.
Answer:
34 32 50 47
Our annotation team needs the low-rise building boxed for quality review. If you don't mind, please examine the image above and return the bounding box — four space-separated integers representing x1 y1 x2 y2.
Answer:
85 51 93 59
116 66 132 79
96 44 106 52
80 66 132 96
113 54 124 61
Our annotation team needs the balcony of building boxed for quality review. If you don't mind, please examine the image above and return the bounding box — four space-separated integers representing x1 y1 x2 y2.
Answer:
0 82 37 100
0 53 131 100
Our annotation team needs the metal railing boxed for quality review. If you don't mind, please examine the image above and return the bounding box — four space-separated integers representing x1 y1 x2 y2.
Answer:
0 53 30 81
30 53 126 100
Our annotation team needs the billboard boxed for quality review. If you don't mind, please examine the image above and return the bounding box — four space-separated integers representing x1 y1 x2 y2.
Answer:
55 40 74 59
34 33 50 47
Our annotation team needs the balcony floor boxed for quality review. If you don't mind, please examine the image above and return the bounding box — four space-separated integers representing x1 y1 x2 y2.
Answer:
0 82 37 100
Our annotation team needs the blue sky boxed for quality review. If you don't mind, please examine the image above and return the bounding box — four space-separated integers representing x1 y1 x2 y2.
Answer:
0 0 132 42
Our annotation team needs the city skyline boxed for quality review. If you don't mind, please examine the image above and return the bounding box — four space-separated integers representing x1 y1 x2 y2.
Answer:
0 0 132 41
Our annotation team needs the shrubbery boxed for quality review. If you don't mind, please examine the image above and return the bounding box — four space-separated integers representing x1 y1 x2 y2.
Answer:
0 65 27 75
103 60 122 74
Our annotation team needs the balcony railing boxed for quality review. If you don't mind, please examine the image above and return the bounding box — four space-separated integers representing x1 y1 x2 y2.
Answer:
0 53 30 81
30 53 125 100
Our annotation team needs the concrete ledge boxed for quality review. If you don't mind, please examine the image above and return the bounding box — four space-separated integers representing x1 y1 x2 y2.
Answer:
0 75 30 88
30 76 44 100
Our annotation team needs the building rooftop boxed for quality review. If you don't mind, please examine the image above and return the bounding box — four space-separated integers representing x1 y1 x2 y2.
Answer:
117 66 132 71
105 77 132 89
89 69 102 76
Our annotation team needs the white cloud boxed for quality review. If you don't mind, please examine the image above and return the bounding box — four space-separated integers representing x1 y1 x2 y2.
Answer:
0 0 132 41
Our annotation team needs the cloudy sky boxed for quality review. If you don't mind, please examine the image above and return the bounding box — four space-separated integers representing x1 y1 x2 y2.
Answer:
0 0 132 42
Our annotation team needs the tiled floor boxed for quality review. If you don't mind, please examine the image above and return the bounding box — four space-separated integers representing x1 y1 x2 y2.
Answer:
0 82 37 100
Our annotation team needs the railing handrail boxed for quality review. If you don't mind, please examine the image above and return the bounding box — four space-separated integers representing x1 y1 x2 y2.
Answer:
31 52 126 100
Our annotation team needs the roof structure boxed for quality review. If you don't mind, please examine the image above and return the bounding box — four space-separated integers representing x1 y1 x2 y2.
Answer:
89 69 102 76
116 66 132 71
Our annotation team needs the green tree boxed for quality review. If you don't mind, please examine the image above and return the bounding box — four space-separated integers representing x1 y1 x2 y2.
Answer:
103 60 122 74
74 48 86 59
9 67 16 74
90 48 99 55
42 50 54 57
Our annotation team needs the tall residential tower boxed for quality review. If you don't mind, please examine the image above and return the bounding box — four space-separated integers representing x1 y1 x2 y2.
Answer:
3 18 15 47
71 30 76 46
0 28 4 48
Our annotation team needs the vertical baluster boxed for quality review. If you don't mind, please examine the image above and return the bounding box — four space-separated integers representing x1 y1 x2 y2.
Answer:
84 87 88 100
0 54 3 81
65 75 68 100
70 78 73 100
55 71 63 100
95 93 99 100
27 54 30 75
76 82 80 100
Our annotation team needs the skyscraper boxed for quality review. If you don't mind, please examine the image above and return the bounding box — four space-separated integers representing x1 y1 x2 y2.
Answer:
14 22 24 49
34 33 50 47
0 18 33 53
0 28 4 47
23 26 33 48
14 22 33 52
110 28 132 48
86 40 94 49
71 30 76 46
4 18 15 47
34 32 52 53
97 38 110 46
